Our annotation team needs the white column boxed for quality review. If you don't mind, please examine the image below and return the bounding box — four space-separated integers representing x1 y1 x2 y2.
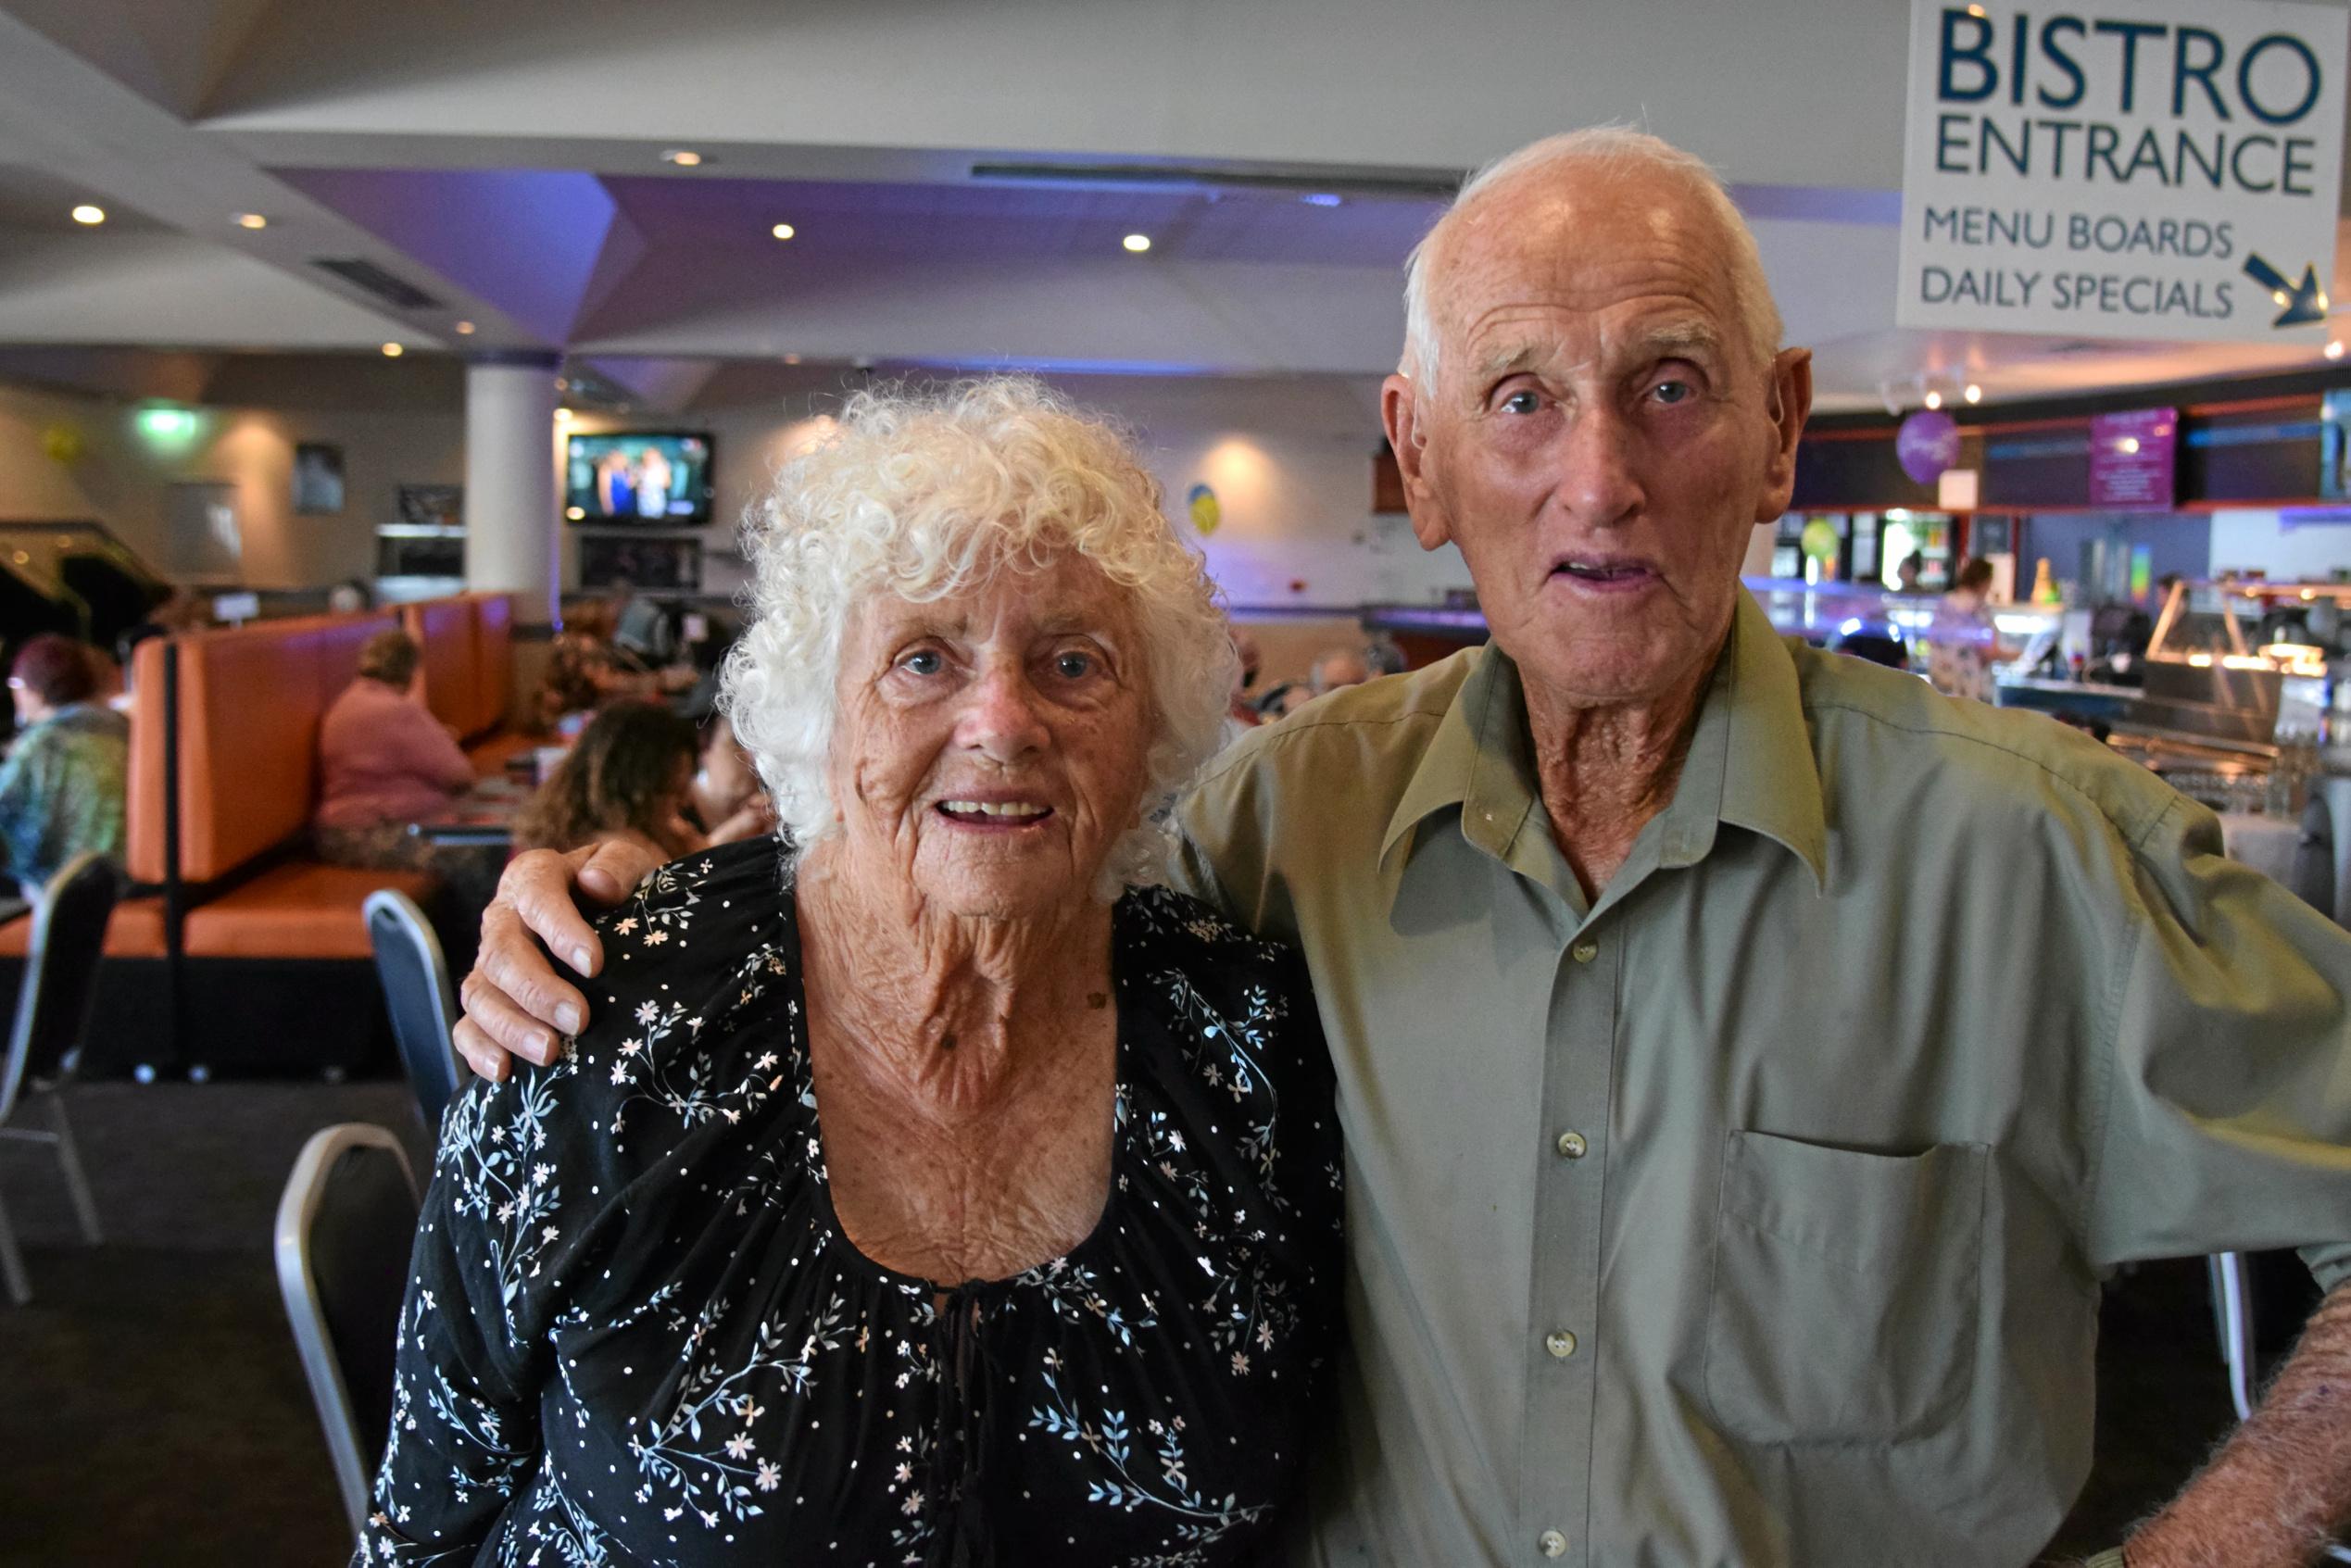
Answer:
464 355 561 624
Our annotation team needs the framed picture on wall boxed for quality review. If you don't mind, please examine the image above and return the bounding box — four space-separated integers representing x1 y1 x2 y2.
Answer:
293 443 346 515
396 483 462 528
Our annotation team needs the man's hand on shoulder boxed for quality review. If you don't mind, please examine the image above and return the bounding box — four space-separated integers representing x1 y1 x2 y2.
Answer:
452 838 663 1083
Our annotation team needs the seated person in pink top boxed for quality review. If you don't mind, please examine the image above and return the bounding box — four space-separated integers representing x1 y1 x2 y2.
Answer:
313 629 475 869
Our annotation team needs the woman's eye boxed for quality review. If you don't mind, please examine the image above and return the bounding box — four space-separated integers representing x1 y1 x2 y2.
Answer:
1052 650 1096 680
899 649 943 676
1500 389 1543 416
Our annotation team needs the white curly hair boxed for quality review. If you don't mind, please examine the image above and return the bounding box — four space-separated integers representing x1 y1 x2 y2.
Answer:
721 376 1238 897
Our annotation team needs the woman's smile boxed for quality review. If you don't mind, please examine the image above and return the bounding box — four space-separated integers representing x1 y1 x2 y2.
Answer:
934 795 1056 829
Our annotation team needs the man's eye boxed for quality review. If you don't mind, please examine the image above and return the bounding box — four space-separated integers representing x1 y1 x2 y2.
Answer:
899 650 943 676
1650 379 1693 405
1500 390 1543 416
1052 650 1096 680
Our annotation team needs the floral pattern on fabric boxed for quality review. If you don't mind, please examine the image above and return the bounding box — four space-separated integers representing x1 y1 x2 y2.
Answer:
357 837 1340 1567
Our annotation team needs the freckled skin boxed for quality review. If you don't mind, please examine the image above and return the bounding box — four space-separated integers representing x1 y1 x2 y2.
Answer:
796 554 1151 1287
1381 162 1811 894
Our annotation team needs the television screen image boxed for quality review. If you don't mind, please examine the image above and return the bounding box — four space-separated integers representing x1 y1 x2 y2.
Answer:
564 432 713 524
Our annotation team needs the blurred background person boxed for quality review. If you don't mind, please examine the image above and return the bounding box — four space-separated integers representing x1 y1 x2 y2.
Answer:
1926 557 2011 703
1894 552 1925 594
685 710 775 846
609 576 678 668
312 629 474 869
1309 645 1373 696
532 608 650 733
515 698 764 860
635 443 673 519
595 446 637 516
1222 629 1264 746
0 634 127 897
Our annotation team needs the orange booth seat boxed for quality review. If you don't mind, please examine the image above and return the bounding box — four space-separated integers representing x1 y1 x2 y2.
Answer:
0 897 169 960
0 592 519 1073
181 862 433 960
143 596 512 960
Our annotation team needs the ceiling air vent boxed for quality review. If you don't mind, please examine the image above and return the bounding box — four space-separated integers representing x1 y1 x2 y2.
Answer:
308 257 441 311
969 161 1462 200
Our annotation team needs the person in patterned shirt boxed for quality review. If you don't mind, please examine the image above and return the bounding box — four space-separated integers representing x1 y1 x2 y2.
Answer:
360 378 1342 1567
0 634 126 897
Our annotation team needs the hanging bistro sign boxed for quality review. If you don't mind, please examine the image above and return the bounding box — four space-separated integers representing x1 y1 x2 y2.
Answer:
1898 0 2348 343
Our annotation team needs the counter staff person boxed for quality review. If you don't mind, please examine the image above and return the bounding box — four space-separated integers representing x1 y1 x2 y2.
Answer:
452 129 2351 1568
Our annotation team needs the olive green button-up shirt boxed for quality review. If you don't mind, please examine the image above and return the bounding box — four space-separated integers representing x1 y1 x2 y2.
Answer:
1173 590 2351 1568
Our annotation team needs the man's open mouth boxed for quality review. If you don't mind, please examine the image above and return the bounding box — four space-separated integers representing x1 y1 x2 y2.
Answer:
1553 558 1660 587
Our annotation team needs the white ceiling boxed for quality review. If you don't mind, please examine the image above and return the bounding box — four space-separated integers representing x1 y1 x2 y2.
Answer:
0 0 2340 414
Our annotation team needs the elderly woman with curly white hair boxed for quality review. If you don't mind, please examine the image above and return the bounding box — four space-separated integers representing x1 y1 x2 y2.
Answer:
360 378 1341 1567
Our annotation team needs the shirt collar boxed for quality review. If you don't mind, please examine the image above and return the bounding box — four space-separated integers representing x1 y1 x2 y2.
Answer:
1378 588 1827 890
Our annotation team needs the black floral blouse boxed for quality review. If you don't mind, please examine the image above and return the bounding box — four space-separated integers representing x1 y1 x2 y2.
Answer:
358 837 1342 1567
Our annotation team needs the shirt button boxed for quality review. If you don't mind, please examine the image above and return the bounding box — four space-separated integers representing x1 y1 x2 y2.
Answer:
1540 1529 1568 1558
1555 1129 1588 1160
1571 939 1598 963
1545 1329 1578 1359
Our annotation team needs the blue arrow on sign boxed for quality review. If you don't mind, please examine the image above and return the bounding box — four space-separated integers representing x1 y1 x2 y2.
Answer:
2242 254 2329 328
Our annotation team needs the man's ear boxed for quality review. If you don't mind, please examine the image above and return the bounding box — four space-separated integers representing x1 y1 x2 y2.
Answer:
1753 347 1814 522
1381 373 1453 552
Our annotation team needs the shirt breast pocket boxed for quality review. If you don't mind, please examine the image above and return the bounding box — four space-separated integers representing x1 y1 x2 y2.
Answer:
1703 1130 1989 1445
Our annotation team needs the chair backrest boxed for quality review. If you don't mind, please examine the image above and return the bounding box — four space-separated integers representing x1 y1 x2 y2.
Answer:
363 889 461 1129
273 1123 420 1539
0 854 122 1124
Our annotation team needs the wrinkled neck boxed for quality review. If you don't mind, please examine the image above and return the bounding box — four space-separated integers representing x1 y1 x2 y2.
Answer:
795 844 1113 1113
1521 661 1709 900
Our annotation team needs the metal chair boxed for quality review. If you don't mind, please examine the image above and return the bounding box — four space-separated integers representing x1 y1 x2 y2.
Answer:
363 888 462 1129
0 852 119 1304
2207 1251 2351 1562
273 1123 420 1537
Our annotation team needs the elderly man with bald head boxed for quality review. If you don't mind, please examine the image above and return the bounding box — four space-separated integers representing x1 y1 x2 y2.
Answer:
455 130 2351 1567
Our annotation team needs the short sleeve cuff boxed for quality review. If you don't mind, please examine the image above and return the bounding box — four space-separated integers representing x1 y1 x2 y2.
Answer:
2081 1549 2128 1568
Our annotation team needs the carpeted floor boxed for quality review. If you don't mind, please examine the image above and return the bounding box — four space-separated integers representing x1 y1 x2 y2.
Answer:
0 1082 2249 1565
0 1082 430 1567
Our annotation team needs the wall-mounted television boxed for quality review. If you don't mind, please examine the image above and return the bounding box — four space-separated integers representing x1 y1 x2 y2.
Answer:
564 431 713 525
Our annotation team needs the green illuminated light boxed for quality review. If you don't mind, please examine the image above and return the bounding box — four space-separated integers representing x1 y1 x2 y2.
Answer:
135 408 196 441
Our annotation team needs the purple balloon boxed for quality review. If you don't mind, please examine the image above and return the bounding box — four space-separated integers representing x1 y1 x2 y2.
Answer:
1896 409 1961 484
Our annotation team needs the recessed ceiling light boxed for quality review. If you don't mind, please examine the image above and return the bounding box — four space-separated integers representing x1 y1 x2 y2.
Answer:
70 205 105 226
2329 340 2345 360
565 506 585 521
381 342 405 358
555 407 573 423
1122 232 1151 253
453 320 476 335
1923 389 1942 409
1301 193 1343 207
234 212 268 230
1963 383 1981 404
662 149 705 168
771 222 796 241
